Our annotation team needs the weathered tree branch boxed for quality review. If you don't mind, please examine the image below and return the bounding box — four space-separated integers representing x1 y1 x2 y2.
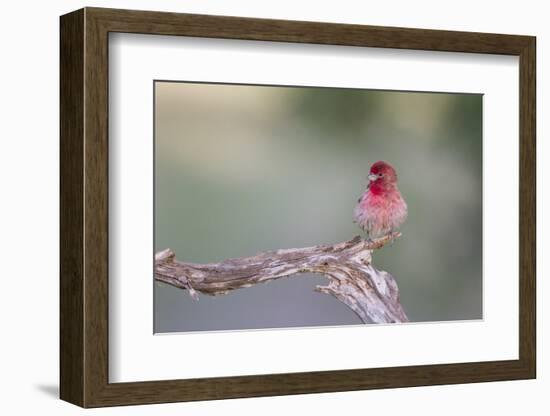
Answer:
154 233 408 324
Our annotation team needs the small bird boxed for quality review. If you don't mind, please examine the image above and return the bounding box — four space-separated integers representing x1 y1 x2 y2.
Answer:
353 161 408 240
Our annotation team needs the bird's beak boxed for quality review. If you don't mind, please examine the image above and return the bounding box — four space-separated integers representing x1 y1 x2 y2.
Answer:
368 173 378 182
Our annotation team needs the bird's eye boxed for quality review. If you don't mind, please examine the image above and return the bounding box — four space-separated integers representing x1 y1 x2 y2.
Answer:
378 173 384 177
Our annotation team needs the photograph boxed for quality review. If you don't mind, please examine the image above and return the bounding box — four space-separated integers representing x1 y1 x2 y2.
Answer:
55 5 537 409
153 81 483 333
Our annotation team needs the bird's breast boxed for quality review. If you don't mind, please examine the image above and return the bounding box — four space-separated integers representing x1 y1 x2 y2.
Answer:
354 189 407 226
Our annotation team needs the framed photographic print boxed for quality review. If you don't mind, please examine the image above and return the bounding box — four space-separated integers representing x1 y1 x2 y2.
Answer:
60 7 536 408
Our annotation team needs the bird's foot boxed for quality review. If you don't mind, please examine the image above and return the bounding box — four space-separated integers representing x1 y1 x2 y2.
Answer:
388 230 396 246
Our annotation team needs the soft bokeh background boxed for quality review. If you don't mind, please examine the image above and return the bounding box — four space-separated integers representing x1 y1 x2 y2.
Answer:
154 81 482 333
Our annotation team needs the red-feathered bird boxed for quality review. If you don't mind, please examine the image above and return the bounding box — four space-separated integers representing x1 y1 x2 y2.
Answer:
353 161 408 239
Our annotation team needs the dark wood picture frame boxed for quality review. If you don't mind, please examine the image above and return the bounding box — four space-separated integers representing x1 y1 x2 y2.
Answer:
60 7 536 408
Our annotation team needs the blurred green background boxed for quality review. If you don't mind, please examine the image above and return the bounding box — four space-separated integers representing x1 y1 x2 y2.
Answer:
154 81 482 333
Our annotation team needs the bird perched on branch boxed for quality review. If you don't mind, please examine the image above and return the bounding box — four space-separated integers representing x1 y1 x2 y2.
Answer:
354 161 408 240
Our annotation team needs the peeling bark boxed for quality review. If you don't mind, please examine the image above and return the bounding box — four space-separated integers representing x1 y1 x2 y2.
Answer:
154 233 408 324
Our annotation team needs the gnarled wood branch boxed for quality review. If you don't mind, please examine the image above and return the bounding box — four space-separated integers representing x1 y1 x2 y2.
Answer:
154 233 408 324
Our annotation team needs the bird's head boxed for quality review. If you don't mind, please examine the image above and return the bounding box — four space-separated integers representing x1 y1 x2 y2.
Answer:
368 161 398 192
